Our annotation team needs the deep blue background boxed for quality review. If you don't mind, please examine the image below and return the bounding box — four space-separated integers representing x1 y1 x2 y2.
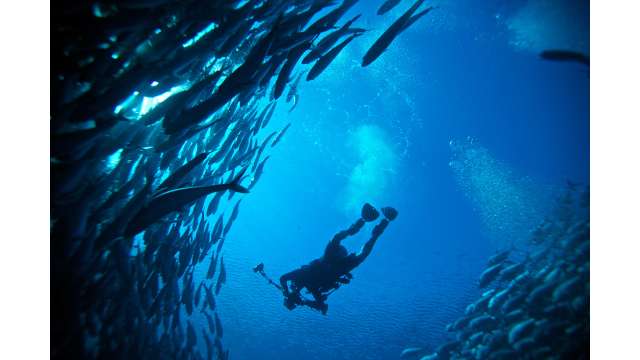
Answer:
196 1 589 359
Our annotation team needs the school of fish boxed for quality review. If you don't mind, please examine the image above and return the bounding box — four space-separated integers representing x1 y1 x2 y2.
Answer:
401 184 589 360
51 0 436 359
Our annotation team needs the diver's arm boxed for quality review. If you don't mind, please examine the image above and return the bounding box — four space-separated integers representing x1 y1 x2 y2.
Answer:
279 271 296 294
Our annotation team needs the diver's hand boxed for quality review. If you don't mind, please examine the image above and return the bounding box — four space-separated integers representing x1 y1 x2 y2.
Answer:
284 295 297 310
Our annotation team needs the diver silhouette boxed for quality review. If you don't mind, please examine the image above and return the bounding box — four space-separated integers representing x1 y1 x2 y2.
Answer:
276 203 398 315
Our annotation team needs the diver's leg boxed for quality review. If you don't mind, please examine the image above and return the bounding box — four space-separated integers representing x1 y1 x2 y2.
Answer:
353 219 390 266
326 204 380 252
331 218 366 243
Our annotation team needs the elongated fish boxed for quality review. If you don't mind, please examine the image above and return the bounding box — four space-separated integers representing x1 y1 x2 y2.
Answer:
251 133 275 172
362 0 434 67
156 151 211 192
302 14 362 64
215 256 226 295
124 168 249 237
223 201 242 237
204 311 216 335
273 42 311 100
194 281 203 307
539 50 590 66
205 284 216 311
249 156 270 190
206 191 225 216
214 311 224 338
206 253 219 280
271 123 292 147
305 0 358 35
478 262 504 288
307 33 360 81
378 0 402 15
286 72 305 112
186 320 196 349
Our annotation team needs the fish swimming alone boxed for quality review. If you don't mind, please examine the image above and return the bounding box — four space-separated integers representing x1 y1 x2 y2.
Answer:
377 0 403 15
539 49 590 66
362 0 435 67
271 123 292 147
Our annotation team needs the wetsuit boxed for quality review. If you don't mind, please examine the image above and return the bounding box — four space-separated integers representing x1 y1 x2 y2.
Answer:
279 215 391 313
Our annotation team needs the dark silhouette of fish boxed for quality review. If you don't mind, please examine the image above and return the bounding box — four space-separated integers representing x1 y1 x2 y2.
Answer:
305 0 359 36
124 168 249 237
249 156 270 190
378 0 402 15
155 151 211 192
540 49 590 66
273 42 312 100
302 14 363 65
271 123 292 147
307 33 360 81
362 0 435 67
215 256 226 295
223 200 242 237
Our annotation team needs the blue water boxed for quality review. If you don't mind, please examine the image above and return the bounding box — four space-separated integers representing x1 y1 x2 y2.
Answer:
195 1 588 359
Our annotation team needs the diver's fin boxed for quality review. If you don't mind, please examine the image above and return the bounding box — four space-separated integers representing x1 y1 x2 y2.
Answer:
381 206 398 221
362 203 380 222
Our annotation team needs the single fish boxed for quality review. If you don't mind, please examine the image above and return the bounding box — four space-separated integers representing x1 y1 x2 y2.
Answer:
155 151 211 193
214 311 224 338
362 0 434 67
377 0 402 15
223 201 242 237
215 256 227 295
307 33 360 81
124 168 249 237
540 50 590 66
271 123 292 147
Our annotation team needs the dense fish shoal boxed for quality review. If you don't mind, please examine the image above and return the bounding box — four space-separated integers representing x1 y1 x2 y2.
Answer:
51 1 437 359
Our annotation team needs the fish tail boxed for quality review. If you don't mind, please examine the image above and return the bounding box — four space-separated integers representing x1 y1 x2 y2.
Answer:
229 167 250 193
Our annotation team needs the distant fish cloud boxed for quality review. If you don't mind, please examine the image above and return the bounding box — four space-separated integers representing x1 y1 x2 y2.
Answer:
448 137 554 248
505 0 589 54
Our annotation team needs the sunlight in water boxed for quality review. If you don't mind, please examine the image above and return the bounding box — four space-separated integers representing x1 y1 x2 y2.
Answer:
182 22 217 48
343 124 396 215
105 148 123 172
139 85 189 117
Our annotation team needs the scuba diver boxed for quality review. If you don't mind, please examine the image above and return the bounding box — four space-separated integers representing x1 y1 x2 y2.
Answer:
255 203 397 315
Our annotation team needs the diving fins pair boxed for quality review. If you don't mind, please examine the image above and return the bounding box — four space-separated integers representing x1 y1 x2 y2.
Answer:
361 203 398 222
